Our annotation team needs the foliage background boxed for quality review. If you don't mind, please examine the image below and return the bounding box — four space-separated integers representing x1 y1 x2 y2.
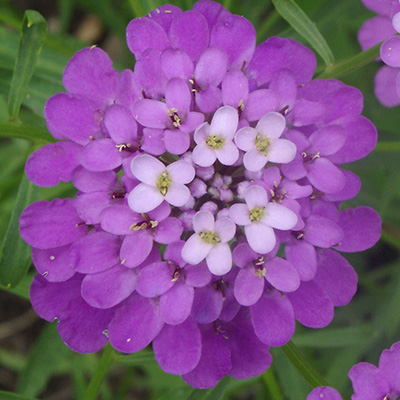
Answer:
0 0 399 399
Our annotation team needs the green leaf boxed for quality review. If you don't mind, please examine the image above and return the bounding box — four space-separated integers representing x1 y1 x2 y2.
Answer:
0 122 55 144
0 174 40 288
113 349 157 365
184 376 232 400
16 322 71 397
0 391 40 400
8 10 48 121
271 0 334 66
292 325 376 348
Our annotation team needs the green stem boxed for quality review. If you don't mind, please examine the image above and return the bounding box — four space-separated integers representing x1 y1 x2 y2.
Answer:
222 0 233 11
261 367 285 400
375 141 400 152
257 8 281 40
316 42 382 80
83 344 114 400
280 341 328 388
128 0 145 17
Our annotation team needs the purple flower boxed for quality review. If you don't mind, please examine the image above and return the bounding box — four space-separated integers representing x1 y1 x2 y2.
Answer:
19 0 382 389
307 340 400 400
229 185 298 254
182 210 235 275
128 154 195 212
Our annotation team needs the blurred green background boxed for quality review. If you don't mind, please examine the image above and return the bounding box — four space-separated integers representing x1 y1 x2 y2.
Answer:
0 0 399 399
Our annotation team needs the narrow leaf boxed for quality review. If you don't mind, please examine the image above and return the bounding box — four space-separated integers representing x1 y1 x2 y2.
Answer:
184 376 232 400
8 10 47 120
17 322 71 397
0 122 55 144
0 174 40 288
0 391 40 400
271 0 334 66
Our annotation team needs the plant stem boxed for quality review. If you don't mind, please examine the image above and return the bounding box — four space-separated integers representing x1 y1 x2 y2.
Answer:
375 141 400 152
280 340 328 388
83 344 114 400
261 367 285 400
316 42 382 80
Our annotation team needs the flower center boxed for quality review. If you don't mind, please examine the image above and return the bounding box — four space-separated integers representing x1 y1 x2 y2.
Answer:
249 206 265 222
167 107 181 128
156 172 172 195
130 219 158 231
206 135 225 149
200 230 221 244
255 134 271 155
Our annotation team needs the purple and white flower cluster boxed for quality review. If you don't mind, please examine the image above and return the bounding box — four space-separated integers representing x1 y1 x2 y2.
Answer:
20 0 381 388
307 341 400 400
358 0 400 107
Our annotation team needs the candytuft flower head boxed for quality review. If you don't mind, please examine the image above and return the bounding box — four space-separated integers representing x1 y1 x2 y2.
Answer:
20 0 381 389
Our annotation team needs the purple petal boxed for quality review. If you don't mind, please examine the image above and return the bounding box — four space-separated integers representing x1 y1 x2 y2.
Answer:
235 126 257 151
32 245 75 282
307 157 345 194
185 262 212 287
115 69 142 112
243 149 267 172
167 160 195 184
287 281 334 328
128 183 164 213
324 170 361 202
132 99 169 129
210 105 238 140
62 47 118 107
195 47 229 87
234 265 265 306
381 35 400 67
264 202 298 230
80 138 122 171
169 10 209 62
256 111 286 138
195 85 222 113
141 128 166 155
160 281 194 325
44 94 100 145
154 217 183 244
100 205 139 235
103 104 137 145
182 233 212 265
306 387 343 400
130 154 165 184
215 140 239 166
379 342 400 393
250 290 295 346
165 77 191 115
25 141 81 187
210 14 256 68
246 37 316 87
74 191 115 225
222 70 249 107
126 17 169 59
191 285 223 323
153 317 202 374
245 184 268 208
20 199 86 249
120 230 153 268
192 141 217 167
30 275 113 353
348 363 390 400
81 264 137 308
136 261 175 297
193 210 215 232
229 203 251 226
242 89 279 121
314 249 357 306
70 231 120 274
245 223 276 254
266 257 300 292
214 217 236 243
374 65 400 107
206 243 232 275
182 324 231 389
224 308 272 379
328 116 377 164
108 293 163 353
147 4 183 32
232 242 258 268
161 48 194 80
304 215 343 248
193 0 231 30
72 167 119 193
285 240 317 281
309 125 346 156
164 182 191 207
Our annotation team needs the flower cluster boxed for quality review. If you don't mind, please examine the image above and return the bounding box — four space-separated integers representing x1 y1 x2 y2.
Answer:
307 341 400 400
358 0 400 107
20 0 381 388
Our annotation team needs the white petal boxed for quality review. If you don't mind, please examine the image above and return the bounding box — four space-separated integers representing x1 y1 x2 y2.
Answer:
256 112 286 139
164 182 190 207
192 142 217 167
128 183 164 213
193 210 215 233
264 202 298 230
181 233 212 265
210 106 238 140
267 139 297 164
234 127 257 151
130 154 165 185
214 217 236 243
206 244 232 275
229 203 251 226
244 185 268 209
193 122 210 144
245 223 276 254
215 141 239 166
167 160 195 184
243 149 268 172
